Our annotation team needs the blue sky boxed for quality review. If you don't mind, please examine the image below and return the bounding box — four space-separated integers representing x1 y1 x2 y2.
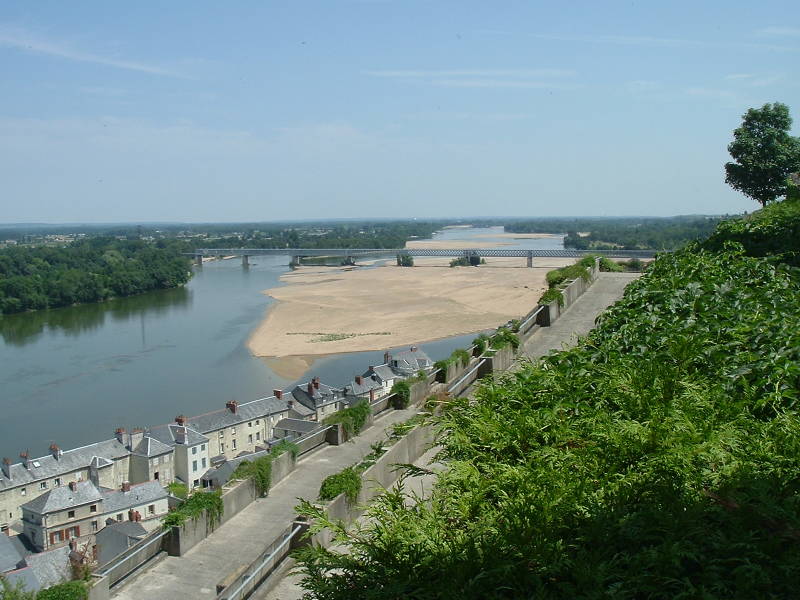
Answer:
1 1 798 222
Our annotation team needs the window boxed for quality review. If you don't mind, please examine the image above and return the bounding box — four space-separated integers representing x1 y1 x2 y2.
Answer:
116 513 123 521
220 443 225 452
54 478 61 486
90 505 97 513
192 460 197 471
230 427 236 435
248 422 252 427
53 530 63 543
148 504 155 515
40 481 47 490
255 432 260 441
218 431 224 438
201 458 207 468
20 488 26 496
91 520 98 532
201 444 205 451
154 471 159 480
68 510 75 519
255 420 259 425
193 479 199 487
248 434 253 444
231 440 237 450
192 446 197 455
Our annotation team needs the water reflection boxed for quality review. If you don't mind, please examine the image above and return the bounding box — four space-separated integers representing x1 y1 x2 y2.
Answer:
0 286 192 346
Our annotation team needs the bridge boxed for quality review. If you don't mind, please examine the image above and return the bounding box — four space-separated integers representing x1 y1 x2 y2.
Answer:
189 247 658 267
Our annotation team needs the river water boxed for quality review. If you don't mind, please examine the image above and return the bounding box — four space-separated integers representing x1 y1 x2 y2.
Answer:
0 227 564 459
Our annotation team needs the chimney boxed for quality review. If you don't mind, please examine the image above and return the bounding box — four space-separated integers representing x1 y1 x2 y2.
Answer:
115 428 126 444
19 451 30 470
384 352 390 364
307 382 314 395
313 378 320 390
355 375 363 385
226 400 238 414
69 540 77 552
129 428 144 450
122 481 131 493
274 389 283 400
287 399 295 411
2 458 11 480
50 443 63 460
368 365 375 372
410 346 417 352
69 481 78 492
369 388 375 402
175 426 187 445
175 415 187 426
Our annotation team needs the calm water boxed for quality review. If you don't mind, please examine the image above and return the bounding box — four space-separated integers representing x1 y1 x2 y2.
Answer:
0 227 563 459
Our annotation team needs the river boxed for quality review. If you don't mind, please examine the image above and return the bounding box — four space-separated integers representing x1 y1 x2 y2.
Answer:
0 227 564 459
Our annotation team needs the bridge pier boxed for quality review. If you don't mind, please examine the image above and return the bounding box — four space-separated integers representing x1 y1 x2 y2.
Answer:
527 252 533 268
241 254 250 267
290 255 300 268
194 255 203 267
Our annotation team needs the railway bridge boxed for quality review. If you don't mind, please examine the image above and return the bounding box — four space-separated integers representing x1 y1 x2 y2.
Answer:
189 247 659 268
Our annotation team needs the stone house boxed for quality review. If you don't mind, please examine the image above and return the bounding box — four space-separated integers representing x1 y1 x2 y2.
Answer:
291 377 346 421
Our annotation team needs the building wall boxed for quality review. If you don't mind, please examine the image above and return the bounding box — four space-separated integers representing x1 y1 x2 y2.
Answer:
204 412 288 461
0 467 88 530
23 500 103 552
129 454 174 486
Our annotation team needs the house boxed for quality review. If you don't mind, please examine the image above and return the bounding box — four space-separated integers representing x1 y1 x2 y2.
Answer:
343 373 383 402
20 480 168 553
385 346 433 376
1 544 72 595
147 423 210 490
291 378 347 421
362 364 401 397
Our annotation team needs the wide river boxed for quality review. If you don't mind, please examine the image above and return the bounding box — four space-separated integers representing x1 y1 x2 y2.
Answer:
0 227 564 459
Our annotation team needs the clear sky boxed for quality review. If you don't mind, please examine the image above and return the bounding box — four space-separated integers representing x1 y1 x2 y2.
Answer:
1 1 798 223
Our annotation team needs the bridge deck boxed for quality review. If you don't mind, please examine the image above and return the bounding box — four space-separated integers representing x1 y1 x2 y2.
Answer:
190 248 658 258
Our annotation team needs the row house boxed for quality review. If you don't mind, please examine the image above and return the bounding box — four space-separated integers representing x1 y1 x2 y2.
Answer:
343 348 434 402
21 479 167 553
291 377 347 421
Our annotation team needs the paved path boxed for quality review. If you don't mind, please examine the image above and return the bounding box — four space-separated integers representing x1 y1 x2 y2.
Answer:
112 408 417 600
522 272 639 361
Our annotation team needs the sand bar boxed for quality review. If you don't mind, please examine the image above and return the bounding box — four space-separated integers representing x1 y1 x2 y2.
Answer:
247 257 576 368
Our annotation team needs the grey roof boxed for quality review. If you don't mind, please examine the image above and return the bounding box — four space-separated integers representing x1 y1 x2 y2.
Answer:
274 418 320 434
22 480 103 515
0 438 129 491
201 448 271 488
101 481 167 514
5 546 71 592
388 347 432 373
148 424 208 448
131 436 172 457
366 365 396 382
344 376 382 397
95 521 147 567
183 396 289 434
291 382 344 410
0 534 24 573
288 403 314 418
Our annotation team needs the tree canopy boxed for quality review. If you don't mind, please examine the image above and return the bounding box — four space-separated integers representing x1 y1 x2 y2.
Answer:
725 102 800 206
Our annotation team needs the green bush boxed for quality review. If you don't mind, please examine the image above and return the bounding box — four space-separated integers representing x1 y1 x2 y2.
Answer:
162 489 223 530
491 327 520 350
398 254 414 267
318 466 362 504
36 581 87 600
324 401 371 437
472 333 490 355
390 380 411 409
229 439 299 496
538 287 564 306
166 482 188 499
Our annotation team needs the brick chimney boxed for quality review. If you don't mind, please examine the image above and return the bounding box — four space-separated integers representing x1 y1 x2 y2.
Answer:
175 426 187 445
369 388 375 402
307 381 314 395
274 389 283 400
384 352 390 364
122 481 131 493
355 375 363 385
115 428 126 444
313 378 320 390
226 400 238 414
19 451 30 470
368 365 375 372
50 443 63 460
175 415 187 426
410 346 417 352
287 399 294 409
1 458 11 480
129 428 144 450
69 481 78 492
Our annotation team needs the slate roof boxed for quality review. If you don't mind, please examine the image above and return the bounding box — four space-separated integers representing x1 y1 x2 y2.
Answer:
148 424 208 448
5 546 71 592
291 382 344 410
274 418 321 435
388 347 433 374
288 402 315 419
344 376 383 396
101 481 167 514
201 448 271 488
183 396 288 434
0 438 129 491
366 365 397 382
131 436 172 458
95 521 147 567
21 480 103 515
0 534 24 573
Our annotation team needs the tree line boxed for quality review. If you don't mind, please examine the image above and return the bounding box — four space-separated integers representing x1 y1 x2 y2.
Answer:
0 238 191 314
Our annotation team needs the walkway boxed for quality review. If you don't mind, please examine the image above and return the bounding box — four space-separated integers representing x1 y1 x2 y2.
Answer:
111 408 418 600
522 272 640 360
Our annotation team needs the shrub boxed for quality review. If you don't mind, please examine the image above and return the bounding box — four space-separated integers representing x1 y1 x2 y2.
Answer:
167 482 188 499
390 380 411 409
324 401 371 437
491 327 520 350
162 489 223 530
318 466 362 504
398 254 414 267
35 581 87 600
229 439 299 496
538 288 564 306
472 334 490 355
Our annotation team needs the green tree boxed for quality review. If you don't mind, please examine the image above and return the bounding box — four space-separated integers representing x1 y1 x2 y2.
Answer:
725 102 800 206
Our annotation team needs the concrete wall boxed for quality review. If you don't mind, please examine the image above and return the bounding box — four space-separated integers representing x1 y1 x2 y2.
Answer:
269 451 296 489
486 345 515 373
295 427 330 456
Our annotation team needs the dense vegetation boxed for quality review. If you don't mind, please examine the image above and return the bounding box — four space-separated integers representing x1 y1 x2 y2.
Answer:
323 401 371 438
230 440 299 496
0 579 87 600
0 238 190 314
295 199 800 598
162 489 223 529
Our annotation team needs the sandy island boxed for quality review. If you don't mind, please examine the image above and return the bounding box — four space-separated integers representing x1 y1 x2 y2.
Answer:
248 238 574 379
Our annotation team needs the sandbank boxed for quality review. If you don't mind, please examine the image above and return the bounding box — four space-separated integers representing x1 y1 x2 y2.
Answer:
247 257 576 365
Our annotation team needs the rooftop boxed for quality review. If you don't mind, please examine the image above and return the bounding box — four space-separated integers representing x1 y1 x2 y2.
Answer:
102 481 168 514
22 480 103 515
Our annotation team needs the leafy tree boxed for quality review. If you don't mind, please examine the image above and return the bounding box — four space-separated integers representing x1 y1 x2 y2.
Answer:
725 102 800 206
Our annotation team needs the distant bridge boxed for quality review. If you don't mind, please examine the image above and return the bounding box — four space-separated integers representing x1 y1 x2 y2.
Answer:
189 247 659 267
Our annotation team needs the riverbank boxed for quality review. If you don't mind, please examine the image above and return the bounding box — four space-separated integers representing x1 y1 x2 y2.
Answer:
246 257 575 375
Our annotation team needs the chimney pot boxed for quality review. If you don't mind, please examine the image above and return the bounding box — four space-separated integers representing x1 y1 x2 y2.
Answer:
355 375 362 385
307 382 313 394
313 379 320 390
69 481 77 492
288 399 294 408
410 346 417 352
384 352 390 364
175 415 187 426
369 388 375 402
50 443 62 460
226 400 238 414
19 451 30 469
122 481 131 492
274 389 283 399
